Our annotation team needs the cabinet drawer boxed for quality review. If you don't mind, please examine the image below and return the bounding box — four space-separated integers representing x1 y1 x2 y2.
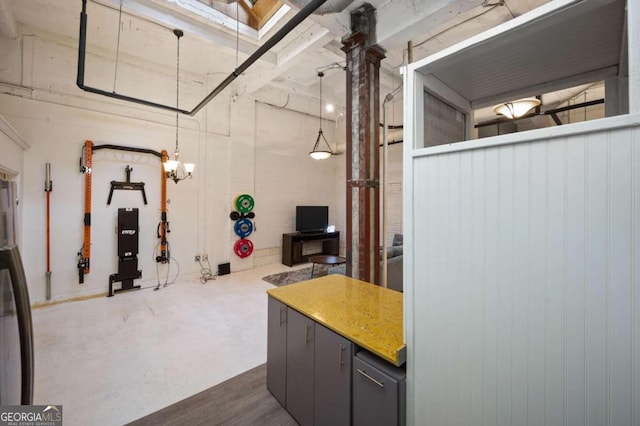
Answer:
353 351 406 426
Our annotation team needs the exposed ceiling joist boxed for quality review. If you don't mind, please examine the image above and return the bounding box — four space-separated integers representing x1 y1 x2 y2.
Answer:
375 0 486 50
245 22 332 93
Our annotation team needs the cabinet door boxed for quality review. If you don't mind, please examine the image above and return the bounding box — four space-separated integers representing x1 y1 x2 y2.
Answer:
282 235 293 266
314 324 352 426
292 241 303 264
353 356 400 426
286 308 315 426
266 297 287 406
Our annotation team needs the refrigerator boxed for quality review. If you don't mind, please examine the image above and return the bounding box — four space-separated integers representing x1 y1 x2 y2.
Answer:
0 178 34 405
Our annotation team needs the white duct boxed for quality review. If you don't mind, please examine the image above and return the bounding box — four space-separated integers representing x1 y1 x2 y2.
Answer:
282 0 350 15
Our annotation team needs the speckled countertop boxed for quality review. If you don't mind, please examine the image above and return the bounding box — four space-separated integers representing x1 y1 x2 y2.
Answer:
267 274 405 366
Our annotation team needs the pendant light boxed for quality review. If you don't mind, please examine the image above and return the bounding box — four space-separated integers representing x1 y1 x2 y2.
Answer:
163 29 195 183
493 97 541 119
309 71 334 160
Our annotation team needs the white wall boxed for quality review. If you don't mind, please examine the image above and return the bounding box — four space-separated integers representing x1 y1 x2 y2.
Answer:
253 102 340 264
405 115 640 425
0 25 339 303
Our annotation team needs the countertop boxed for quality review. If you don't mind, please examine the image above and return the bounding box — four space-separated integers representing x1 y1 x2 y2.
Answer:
267 274 405 366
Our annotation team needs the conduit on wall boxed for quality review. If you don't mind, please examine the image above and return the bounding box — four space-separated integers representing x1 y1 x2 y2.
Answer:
77 141 169 284
76 0 328 115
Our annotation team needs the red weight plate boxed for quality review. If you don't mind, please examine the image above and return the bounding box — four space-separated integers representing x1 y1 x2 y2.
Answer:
233 238 253 258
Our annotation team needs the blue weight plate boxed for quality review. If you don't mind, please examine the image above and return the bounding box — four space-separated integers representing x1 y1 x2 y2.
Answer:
234 218 253 238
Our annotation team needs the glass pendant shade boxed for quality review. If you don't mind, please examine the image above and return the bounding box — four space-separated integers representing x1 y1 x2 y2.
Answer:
183 163 195 174
493 97 541 119
309 129 333 160
310 150 332 160
164 160 179 172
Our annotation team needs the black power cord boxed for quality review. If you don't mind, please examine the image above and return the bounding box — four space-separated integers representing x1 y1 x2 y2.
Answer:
198 257 216 284
152 241 180 291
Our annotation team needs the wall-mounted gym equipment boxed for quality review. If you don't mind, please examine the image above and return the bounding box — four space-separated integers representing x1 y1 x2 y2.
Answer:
77 141 170 288
107 165 147 205
230 194 255 259
108 208 142 296
44 163 52 300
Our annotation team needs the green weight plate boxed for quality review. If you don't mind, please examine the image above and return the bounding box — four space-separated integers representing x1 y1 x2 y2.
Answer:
235 194 254 213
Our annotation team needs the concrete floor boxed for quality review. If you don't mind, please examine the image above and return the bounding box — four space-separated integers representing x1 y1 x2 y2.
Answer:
31 263 303 426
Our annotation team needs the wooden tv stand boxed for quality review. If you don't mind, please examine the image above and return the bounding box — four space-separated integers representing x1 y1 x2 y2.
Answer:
282 231 340 267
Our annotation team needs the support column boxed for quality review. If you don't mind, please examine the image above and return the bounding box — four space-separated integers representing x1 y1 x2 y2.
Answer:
342 4 385 284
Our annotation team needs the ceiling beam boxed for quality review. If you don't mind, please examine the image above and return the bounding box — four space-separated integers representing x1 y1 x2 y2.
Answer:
375 0 485 51
276 23 330 66
244 22 333 93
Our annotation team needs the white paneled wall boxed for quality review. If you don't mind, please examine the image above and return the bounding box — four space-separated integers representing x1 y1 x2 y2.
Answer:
407 119 640 425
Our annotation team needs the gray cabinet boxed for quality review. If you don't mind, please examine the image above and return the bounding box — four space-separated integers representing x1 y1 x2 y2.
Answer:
314 324 353 426
353 350 406 426
286 307 315 426
267 297 287 406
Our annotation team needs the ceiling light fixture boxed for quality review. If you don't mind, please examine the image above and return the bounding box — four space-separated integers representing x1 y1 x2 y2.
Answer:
493 97 541 119
164 29 195 184
309 71 334 160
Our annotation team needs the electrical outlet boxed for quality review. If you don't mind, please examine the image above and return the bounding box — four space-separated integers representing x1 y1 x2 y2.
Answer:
202 254 208 261
195 255 201 262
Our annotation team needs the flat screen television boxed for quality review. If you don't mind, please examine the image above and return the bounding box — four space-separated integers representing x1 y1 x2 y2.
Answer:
296 206 328 233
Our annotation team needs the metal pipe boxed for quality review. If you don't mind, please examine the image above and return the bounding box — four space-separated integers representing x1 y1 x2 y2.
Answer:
544 98 604 114
190 0 328 115
550 113 562 125
92 144 163 158
45 163 52 300
77 0 328 115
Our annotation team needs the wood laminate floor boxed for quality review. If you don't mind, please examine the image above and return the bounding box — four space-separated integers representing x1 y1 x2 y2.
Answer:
128 364 297 426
